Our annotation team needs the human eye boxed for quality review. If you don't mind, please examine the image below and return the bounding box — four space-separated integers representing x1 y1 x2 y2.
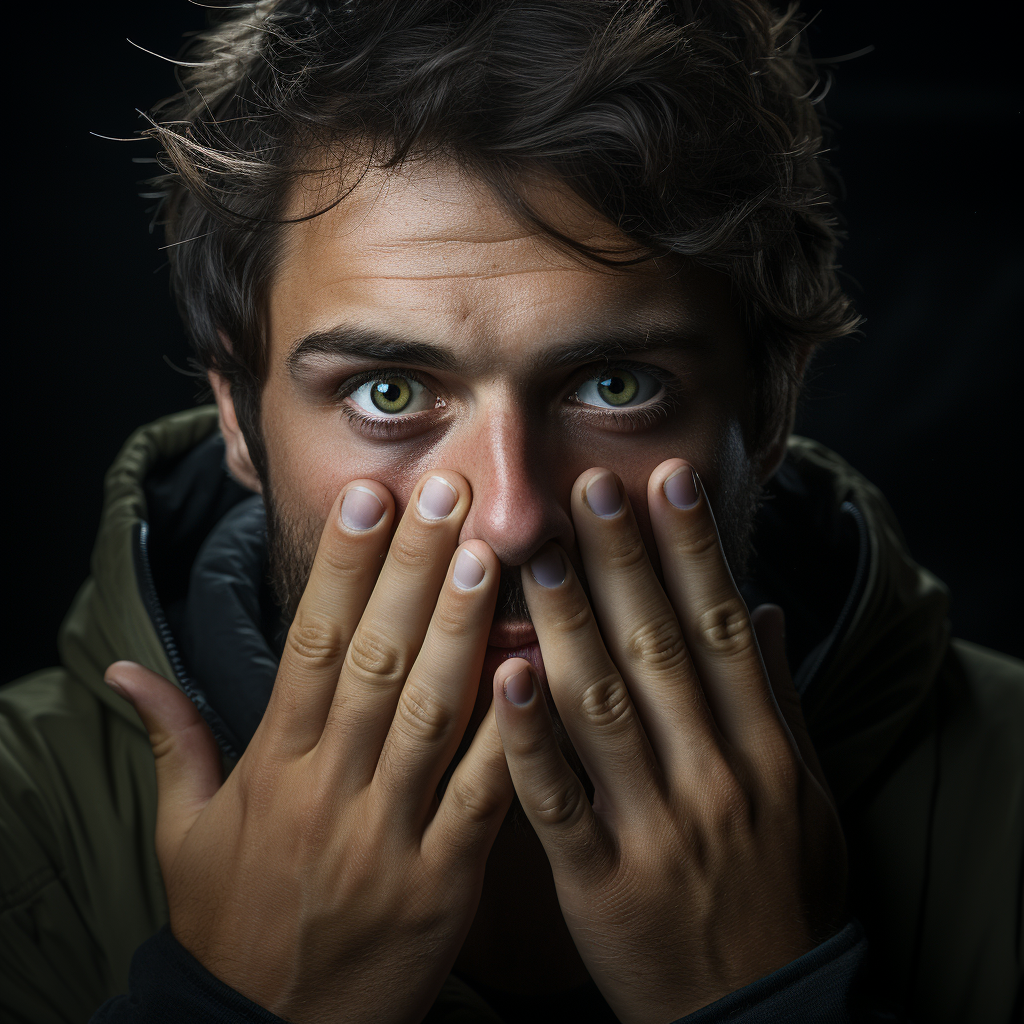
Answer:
573 366 664 409
346 372 438 417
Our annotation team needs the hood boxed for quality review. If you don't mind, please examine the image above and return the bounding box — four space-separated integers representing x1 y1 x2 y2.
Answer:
59 406 950 805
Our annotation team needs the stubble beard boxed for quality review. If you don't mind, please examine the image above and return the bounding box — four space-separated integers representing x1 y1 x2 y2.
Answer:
264 462 763 805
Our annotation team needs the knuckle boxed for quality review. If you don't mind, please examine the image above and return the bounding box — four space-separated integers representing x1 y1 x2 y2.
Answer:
286 615 342 666
535 781 587 829
627 612 689 671
429 593 470 640
444 776 501 824
511 726 556 762
395 684 454 744
675 522 722 560
316 535 377 582
548 599 594 640
344 628 406 689
603 531 651 575
387 528 437 573
579 674 634 730
695 598 754 658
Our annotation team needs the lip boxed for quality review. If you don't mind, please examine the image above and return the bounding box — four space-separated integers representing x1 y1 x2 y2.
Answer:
487 618 538 648
482 639 548 697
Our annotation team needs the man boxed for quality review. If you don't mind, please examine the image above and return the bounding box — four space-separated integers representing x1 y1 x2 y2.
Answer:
1 2 1020 1022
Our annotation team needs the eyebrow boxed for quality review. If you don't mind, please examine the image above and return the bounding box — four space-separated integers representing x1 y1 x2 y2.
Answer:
285 320 697 381
287 327 460 376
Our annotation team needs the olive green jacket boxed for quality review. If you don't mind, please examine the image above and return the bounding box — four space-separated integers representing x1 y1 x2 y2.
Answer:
2 407 1021 1022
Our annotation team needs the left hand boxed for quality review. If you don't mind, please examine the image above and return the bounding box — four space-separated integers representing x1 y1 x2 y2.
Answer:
492 459 847 1024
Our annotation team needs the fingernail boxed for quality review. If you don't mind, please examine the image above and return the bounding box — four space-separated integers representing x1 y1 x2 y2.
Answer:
529 547 565 588
585 470 622 518
453 548 486 590
419 476 458 519
664 466 698 509
503 668 534 706
341 486 385 531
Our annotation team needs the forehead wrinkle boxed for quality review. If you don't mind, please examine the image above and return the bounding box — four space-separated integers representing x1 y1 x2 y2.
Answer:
307 267 595 283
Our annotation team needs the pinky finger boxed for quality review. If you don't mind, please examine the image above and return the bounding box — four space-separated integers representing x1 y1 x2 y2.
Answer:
426 702 514 868
492 659 611 879
751 604 832 800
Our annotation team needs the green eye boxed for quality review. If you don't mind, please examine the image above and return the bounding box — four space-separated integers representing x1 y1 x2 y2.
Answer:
575 366 662 411
348 373 437 419
596 370 639 406
369 376 413 413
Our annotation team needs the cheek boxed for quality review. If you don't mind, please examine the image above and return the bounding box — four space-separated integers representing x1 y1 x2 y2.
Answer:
261 396 442 525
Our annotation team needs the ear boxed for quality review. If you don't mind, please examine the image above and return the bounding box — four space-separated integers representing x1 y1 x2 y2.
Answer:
208 370 263 494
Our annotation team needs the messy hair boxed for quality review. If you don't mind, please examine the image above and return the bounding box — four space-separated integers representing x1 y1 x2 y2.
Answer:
146 0 859 480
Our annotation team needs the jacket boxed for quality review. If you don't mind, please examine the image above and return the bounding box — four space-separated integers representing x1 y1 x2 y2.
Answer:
2 406 1021 1022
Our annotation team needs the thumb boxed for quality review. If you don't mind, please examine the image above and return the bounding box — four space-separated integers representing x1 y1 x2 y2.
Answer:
750 605 830 796
104 661 223 862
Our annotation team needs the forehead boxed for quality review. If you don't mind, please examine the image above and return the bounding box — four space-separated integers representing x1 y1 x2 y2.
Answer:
268 158 734 364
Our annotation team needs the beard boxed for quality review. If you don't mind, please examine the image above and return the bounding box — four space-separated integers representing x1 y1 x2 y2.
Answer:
264 461 763 799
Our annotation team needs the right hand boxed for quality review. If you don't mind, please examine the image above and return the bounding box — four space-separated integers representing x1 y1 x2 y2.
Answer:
105 471 514 1024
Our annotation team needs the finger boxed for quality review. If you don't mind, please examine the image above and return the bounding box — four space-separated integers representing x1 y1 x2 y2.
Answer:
750 604 830 793
424 700 515 870
264 480 393 758
571 467 719 775
648 461 780 754
375 539 501 820
491 659 613 878
325 471 470 783
104 661 222 864
520 545 660 814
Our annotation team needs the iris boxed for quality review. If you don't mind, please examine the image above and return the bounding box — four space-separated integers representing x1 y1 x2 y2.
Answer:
597 369 639 406
370 377 413 413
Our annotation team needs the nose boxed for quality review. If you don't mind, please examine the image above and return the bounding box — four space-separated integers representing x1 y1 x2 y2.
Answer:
449 403 576 567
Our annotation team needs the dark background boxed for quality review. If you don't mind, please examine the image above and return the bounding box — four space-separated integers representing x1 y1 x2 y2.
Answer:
5 3 1021 684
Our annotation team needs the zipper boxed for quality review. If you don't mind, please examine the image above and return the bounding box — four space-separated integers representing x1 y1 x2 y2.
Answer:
132 520 241 759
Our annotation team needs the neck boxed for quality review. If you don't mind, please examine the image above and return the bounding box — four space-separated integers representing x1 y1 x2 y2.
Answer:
454 804 591 994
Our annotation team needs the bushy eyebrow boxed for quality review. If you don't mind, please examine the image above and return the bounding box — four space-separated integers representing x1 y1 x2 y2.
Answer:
286 321 696 382
287 327 460 377
536 329 693 370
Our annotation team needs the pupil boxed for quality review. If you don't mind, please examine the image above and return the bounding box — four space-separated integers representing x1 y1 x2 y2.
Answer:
369 376 412 412
595 368 639 407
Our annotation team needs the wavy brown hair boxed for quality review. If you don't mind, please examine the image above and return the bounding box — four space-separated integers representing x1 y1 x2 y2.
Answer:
146 0 859 480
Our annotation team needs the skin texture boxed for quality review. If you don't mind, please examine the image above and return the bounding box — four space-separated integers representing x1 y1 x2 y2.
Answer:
106 160 847 1022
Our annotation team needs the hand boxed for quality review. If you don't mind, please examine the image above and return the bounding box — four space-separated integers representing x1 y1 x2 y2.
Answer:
492 460 847 1024
105 472 514 1024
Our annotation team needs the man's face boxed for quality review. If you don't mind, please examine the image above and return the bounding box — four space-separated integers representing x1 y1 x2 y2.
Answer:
256 159 763 719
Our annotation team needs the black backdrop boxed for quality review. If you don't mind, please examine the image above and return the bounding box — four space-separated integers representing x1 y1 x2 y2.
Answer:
5 3 1021 685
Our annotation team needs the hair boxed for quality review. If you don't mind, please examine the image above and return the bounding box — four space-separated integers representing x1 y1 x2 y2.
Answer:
146 0 860 481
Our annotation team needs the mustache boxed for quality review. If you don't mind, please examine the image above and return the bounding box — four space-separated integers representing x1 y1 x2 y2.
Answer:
491 554 591 625
494 563 532 624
